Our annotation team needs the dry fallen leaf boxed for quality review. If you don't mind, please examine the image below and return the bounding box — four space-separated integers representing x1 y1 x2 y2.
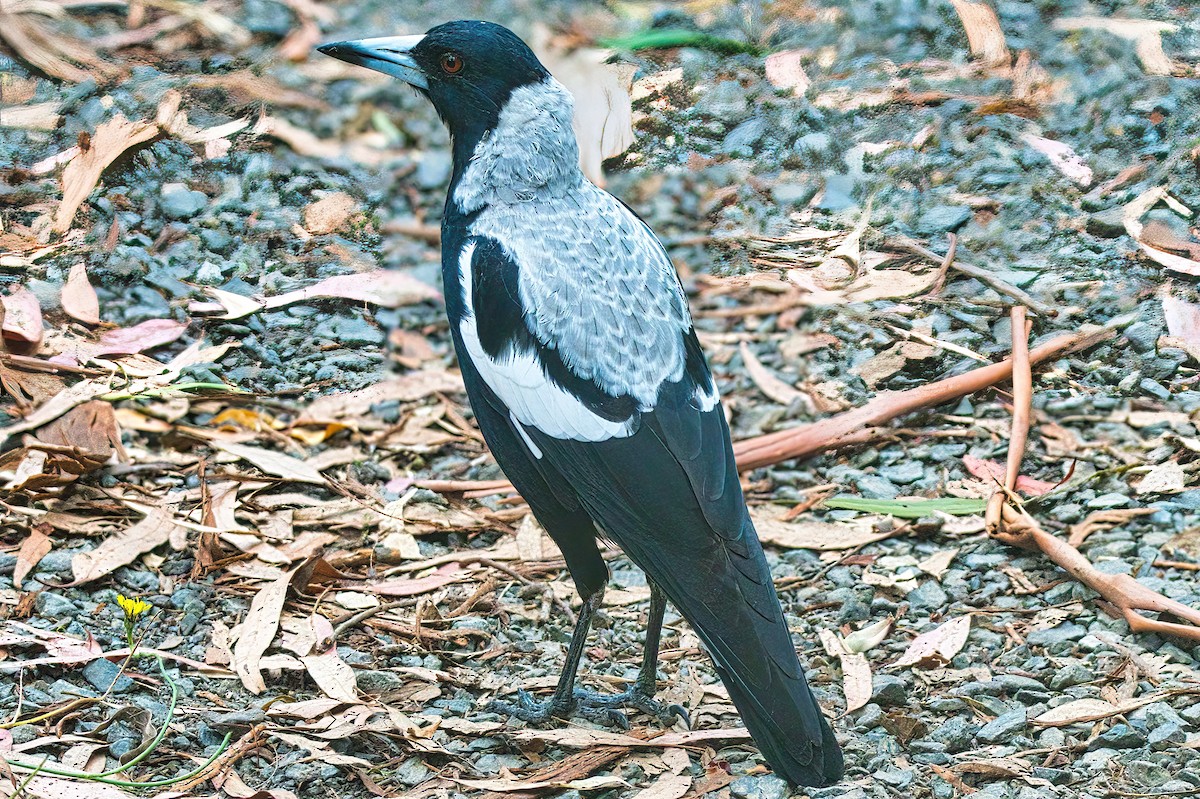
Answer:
298 614 359 703
764 50 811 96
1135 460 1186 495
949 0 1011 67
214 441 326 485
62 262 100 325
1021 133 1093 186
303 192 358 235
71 504 181 585
819 628 873 712
54 113 162 234
1 287 44 349
94 319 189 357
531 24 634 186
1032 697 1119 726
232 565 296 693
752 505 891 550
14 528 53 590
739 342 805 406
1053 16 1179 76
893 615 971 668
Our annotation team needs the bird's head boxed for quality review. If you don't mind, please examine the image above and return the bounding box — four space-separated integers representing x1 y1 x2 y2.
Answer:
319 21 555 148
319 20 582 209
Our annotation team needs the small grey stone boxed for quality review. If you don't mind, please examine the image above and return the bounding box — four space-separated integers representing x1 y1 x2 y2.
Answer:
695 80 749 121
1126 760 1172 786
870 675 907 707
83 658 134 693
1026 622 1087 647
771 181 818 206
721 117 767 155
855 474 899 499
874 768 914 789
414 150 452 189
1148 722 1186 749
907 580 948 610
795 132 832 156
33 550 74 575
976 709 1027 743
1144 702 1189 730
729 774 789 799
1050 663 1093 689
1092 723 1145 749
1031 766 1071 785
1087 493 1131 509
355 670 405 694
879 461 924 485
916 205 972 235
35 591 77 618
161 183 208 219
928 715 980 752
1086 206 1127 238
817 174 857 211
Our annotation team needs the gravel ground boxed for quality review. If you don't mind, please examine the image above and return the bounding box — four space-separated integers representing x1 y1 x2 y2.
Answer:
4 1 1200 798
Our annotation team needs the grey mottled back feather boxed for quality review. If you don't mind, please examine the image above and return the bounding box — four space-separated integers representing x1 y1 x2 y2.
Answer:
459 78 691 409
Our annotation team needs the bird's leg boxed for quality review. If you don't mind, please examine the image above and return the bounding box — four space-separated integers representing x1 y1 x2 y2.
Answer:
488 584 688 729
487 590 620 725
569 582 689 728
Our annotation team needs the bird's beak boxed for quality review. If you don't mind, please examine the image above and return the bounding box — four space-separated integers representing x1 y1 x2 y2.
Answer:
317 35 429 89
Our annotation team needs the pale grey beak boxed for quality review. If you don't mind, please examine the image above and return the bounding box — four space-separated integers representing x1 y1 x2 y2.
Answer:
317 34 429 89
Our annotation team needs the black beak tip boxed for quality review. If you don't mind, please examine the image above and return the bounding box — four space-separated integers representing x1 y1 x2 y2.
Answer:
315 42 341 57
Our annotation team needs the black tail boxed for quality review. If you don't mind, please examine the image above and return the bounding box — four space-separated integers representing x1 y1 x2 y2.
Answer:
662 547 845 787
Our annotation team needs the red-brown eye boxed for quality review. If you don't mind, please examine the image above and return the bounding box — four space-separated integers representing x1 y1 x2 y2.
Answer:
440 53 463 74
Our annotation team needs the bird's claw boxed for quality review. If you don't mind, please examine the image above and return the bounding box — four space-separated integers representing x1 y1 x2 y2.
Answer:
487 684 688 730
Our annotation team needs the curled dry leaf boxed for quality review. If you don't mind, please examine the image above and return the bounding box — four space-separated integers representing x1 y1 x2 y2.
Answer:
1135 460 1186 495
54 112 163 234
299 614 359 704
14 528 53 590
94 318 189 356
1 287 44 348
843 616 893 654
962 454 1057 496
818 628 872 713
739 342 805 406
1053 16 1179 76
531 24 635 186
196 271 439 320
949 0 1011 67
1163 294 1200 361
1032 697 1120 726
893 615 971 668
764 50 810 95
62 262 100 325
1021 133 1092 186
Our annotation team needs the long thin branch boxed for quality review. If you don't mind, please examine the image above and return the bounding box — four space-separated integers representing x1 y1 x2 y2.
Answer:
429 325 1114 497
987 310 1200 642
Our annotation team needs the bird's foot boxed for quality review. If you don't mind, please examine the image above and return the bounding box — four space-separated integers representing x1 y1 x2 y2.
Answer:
487 685 688 730
571 684 690 730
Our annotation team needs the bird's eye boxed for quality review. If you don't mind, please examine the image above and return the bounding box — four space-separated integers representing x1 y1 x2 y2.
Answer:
440 53 463 74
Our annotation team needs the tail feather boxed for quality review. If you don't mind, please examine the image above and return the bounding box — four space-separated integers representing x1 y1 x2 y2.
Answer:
712 653 844 786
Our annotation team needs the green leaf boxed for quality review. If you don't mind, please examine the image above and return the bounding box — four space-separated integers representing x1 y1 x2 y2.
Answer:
822 496 987 518
598 29 761 56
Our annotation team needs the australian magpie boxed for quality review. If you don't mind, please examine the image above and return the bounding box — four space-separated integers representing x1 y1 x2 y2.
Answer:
319 21 844 787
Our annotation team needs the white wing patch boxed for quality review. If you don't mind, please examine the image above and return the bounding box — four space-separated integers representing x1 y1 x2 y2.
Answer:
457 241 635 452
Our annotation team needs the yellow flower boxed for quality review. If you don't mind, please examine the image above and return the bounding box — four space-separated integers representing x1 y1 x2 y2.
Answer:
116 594 152 619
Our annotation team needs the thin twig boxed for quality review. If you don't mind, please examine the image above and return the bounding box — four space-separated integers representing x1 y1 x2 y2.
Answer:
928 232 958 296
889 234 1058 317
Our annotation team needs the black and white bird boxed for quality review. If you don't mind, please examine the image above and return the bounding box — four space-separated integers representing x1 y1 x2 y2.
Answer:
319 21 844 787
